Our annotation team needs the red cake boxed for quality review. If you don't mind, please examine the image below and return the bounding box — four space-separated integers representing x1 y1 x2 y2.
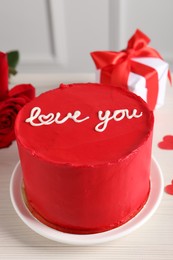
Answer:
15 83 154 234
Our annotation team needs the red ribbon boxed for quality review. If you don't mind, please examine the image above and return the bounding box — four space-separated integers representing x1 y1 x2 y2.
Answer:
91 29 172 110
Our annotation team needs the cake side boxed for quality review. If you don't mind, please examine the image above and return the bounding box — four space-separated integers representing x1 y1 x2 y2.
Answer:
17 133 152 234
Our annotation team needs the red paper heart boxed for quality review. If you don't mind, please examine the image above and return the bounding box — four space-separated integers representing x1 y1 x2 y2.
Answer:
165 180 173 195
158 135 173 150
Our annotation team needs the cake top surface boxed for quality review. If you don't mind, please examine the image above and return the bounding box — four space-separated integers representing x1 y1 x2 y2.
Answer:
15 83 154 166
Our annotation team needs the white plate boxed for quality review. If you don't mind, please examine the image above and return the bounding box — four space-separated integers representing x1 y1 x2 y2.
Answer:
10 157 163 246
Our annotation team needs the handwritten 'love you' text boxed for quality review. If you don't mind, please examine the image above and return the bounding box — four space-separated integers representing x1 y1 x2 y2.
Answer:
95 109 142 132
25 107 143 132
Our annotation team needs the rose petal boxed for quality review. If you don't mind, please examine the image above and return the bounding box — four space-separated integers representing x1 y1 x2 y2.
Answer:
0 99 21 147
9 84 35 100
0 133 15 148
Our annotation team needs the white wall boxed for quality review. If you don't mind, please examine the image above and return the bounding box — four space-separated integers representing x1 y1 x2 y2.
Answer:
0 0 172 73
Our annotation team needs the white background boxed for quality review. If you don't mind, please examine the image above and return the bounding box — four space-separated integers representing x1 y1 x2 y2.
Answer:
0 0 172 73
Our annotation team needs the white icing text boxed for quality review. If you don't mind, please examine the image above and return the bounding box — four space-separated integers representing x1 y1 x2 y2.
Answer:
25 107 143 132
25 107 90 126
95 109 143 132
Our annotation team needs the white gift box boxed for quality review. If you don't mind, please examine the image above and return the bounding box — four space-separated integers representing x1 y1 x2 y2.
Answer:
96 57 169 109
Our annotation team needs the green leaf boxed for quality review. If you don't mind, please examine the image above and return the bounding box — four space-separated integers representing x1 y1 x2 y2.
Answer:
7 50 19 69
7 50 19 78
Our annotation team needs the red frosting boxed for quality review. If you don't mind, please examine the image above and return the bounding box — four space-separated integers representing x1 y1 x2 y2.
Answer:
15 83 154 234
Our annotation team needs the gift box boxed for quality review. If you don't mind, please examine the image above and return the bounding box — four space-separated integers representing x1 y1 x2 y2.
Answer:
91 29 171 110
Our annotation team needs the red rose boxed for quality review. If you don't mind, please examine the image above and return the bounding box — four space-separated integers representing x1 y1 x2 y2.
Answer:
0 97 22 148
0 51 35 148
0 84 35 148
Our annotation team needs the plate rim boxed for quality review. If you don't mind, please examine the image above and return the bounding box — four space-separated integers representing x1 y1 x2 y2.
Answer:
10 157 164 246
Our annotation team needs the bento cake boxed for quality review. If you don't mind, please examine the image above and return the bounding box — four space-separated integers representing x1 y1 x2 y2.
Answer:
15 83 154 234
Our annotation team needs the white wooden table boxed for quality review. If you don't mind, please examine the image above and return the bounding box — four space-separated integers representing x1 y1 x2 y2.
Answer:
0 73 173 260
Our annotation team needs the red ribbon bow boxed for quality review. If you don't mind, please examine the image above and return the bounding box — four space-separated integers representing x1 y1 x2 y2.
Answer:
91 29 172 110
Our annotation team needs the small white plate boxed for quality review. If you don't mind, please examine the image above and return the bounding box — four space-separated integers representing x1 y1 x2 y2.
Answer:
10 158 163 246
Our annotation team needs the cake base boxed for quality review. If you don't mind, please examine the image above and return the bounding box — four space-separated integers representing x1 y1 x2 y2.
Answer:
10 158 163 245
21 184 149 235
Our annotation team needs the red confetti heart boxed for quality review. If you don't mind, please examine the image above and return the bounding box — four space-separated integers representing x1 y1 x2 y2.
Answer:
158 135 173 150
165 180 173 195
